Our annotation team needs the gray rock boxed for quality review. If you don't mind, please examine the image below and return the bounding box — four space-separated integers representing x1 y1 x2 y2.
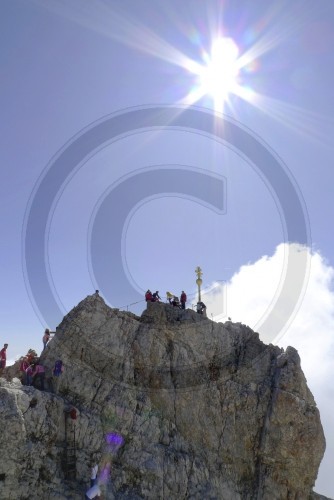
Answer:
0 294 329 499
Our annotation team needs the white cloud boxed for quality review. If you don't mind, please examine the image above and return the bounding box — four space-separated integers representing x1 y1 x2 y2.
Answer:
204 244 334 498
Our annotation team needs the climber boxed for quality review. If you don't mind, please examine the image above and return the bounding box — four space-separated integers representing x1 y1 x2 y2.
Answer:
19 356 29 384
42 329 51 351
85 483 101 499
90 462 98 487
53 359 64 377
32 362 46 391
180 291 187 310
145 290 152 302
196 301 207 316
152 291 161 302
26 349 38 364
25 363 34 386
166 291 174 304
0 343 8 376
172 296 180 308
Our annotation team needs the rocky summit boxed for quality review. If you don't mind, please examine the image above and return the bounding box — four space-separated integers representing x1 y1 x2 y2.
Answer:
0 294 329 499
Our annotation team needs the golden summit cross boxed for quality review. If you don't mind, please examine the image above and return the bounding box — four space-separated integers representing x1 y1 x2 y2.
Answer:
195 266 203 302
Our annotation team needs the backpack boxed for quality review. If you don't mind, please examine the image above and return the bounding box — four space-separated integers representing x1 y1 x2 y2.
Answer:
53 360 63 377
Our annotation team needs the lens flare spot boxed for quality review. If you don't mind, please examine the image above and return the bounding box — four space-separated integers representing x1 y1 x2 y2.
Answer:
106 432 124 452
99 462 111 484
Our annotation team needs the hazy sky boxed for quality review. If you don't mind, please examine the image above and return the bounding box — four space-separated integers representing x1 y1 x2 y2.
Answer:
1 1 334 496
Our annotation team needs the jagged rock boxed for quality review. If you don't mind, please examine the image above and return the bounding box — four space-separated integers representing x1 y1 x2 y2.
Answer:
0 294 328 499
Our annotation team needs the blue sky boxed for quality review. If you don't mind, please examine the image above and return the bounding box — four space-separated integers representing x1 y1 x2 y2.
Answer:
1 1 334 496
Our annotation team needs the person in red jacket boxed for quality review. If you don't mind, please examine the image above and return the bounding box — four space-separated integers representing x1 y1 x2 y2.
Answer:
0 343 8 376
145 290 153 302
180 291 187 310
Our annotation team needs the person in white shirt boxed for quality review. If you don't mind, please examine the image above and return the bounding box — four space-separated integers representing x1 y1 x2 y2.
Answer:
90 463 98 487
85 483 101 499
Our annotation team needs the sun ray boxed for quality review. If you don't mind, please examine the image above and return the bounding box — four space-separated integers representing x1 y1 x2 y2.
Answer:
32 0 200 72
234 89 333 146
32 0 329 145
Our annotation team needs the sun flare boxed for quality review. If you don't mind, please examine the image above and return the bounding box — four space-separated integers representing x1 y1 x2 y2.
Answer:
184 37 243 112
197 38 240 111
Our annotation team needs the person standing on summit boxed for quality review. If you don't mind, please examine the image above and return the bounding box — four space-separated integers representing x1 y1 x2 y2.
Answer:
42 329 51 351
0 343 8 376
180 291 187 310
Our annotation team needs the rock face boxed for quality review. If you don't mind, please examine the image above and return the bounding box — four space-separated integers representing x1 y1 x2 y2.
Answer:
0 294 328 499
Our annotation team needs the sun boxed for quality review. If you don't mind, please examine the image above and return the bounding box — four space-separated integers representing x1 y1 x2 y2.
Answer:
201 38 240 107
186 37 241 112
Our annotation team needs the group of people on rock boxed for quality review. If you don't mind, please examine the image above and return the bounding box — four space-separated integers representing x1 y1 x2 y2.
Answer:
145 289 206 315
19 328 55 388
145 290 161 302
19 350 46 390
166 290 187 310
0 325 58 391
145 290 188 309
0 325 55 376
